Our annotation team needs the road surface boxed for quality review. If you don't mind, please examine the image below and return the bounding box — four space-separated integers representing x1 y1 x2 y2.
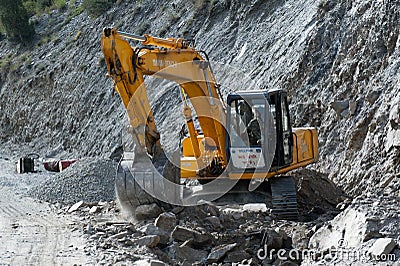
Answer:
0 158 92 265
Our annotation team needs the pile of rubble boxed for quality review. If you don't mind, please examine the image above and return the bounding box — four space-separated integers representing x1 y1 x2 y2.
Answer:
60 194 398 266
21 156 398 265
79 203 296 265
63 198 333 265
30 158 116 204
292 169 348 220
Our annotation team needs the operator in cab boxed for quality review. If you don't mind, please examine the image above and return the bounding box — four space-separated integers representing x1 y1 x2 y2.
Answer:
247 109 262 146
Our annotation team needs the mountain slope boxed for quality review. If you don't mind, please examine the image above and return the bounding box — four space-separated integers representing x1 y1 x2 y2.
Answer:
0 0 399 197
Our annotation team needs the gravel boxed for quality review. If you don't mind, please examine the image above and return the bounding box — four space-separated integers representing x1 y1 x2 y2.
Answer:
30 158 116 204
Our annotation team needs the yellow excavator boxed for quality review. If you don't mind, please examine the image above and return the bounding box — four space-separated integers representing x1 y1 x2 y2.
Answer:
101 28 318 219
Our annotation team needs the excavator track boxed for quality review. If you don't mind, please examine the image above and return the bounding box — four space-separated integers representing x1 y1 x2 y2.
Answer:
270 176 298 220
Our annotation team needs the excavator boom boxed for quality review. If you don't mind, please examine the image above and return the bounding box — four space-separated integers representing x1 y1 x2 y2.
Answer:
101 28 226 169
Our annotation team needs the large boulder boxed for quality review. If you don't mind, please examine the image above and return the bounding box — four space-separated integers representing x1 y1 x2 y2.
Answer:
368 238 396 258
308 196 400 264
309 207 381 250
155 212 177 233
174 243 208 264
171 226 212 246
135 203 163 220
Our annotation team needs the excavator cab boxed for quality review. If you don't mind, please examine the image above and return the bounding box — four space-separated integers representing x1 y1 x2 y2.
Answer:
226 89 293 175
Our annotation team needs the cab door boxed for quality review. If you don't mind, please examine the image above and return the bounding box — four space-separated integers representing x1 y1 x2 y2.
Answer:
269 91 293 167
226 94 274 173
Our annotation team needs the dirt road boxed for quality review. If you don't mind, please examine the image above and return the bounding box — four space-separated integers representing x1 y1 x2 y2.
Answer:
0 158 92 265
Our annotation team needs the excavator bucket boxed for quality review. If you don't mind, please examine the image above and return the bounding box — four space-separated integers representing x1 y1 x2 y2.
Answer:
115 125 181 215
116 152 183 214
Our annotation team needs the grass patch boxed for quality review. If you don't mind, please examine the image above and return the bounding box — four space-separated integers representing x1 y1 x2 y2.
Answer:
0 52 32 74
23 0 67 16
37 34 57 47
194 0 210 10
63 4 84 26
0 21 5 34
168 12 179 25
82 0 115 18
0 54 12 70
53 0 66 10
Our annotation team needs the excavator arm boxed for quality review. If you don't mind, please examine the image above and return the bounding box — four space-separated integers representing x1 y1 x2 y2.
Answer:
101 28 227 171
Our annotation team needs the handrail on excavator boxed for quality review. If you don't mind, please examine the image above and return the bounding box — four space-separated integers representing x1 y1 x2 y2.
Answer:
117 31 147 42
103 27 188 49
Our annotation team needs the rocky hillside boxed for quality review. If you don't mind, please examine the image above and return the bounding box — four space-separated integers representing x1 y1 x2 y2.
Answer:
1 0 400 265
0 0 399 199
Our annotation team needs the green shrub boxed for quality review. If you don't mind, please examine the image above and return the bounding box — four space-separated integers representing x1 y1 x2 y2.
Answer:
0 20 4 33
318 0 330 12
37 0 52 9
82 0 115 17
22 1 37 16
0 0 35 43
23 0 66 16
69 5 84 17
53 0 66 10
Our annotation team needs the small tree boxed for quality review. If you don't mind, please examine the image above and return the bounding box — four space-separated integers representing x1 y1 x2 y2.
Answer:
0 0 35 43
